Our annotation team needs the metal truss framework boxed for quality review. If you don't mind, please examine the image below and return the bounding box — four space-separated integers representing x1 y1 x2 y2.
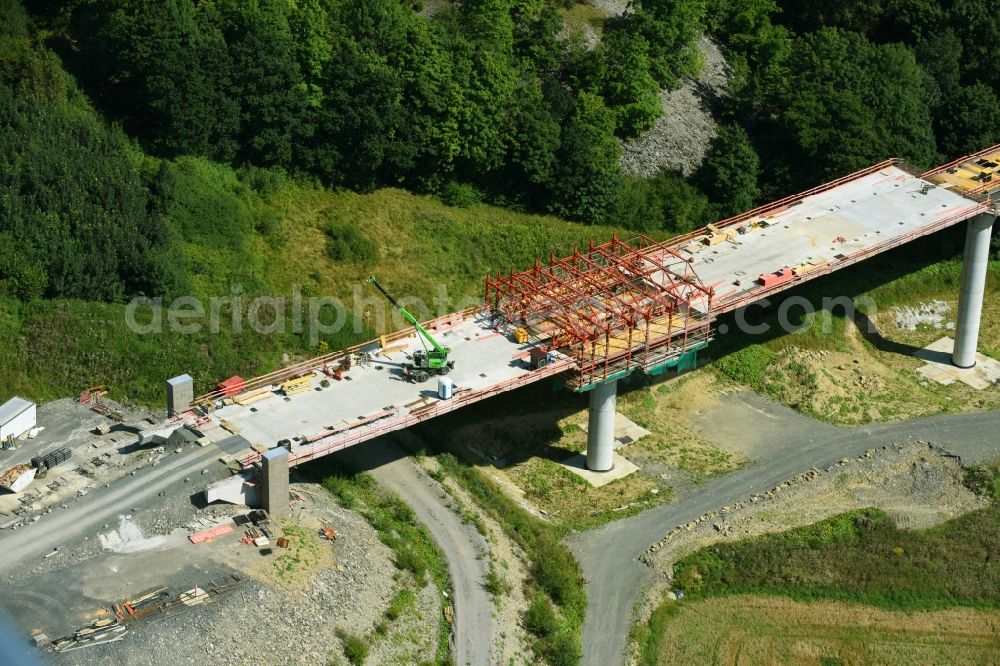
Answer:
485 234 714 390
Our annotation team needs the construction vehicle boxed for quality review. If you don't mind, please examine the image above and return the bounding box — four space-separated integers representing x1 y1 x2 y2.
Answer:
369 276 454 383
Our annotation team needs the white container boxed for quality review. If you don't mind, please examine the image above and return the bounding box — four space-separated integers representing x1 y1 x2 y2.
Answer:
0 465 36 493
0 397 35 442
438 377 454 400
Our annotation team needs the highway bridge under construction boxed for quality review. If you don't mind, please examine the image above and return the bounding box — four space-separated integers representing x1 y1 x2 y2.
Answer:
167 145 1000 517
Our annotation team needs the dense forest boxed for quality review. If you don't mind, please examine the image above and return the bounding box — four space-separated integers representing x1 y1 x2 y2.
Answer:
1 0 999 303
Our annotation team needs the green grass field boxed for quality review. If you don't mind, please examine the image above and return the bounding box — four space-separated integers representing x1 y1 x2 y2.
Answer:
671 506 1000 609
642 595 1000 666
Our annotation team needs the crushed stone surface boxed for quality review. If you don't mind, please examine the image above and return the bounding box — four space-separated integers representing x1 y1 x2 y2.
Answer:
620 36 730 178
893 300 954 331
641 441 988 571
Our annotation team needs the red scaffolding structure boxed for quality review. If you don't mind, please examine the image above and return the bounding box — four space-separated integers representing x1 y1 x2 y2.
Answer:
485 234 714 390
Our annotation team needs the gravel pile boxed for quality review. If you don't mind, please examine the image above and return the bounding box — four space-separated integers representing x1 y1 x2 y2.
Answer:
642 441 987 570
620 36 730 178
893 300 953 331
51 485 400 666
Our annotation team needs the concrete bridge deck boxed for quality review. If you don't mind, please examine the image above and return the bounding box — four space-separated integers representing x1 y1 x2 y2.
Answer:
182 147 999 480
209 313 572 466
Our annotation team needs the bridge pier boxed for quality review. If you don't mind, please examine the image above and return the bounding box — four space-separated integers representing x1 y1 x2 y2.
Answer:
953 213 996 368
261 447 290 519
586 380 617 472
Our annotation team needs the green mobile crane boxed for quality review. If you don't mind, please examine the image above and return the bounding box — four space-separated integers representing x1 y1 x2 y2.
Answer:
369 276 454 383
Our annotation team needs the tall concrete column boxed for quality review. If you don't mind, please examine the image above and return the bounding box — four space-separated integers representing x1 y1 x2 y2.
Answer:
953 213 996 368
261 447 290 518
586 380 617 472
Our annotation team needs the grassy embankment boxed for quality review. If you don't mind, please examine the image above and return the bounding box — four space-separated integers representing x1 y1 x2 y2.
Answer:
417 368 738 534
323 470 452 666
632 462 1000 665
0 156 626 407
430 451 587 666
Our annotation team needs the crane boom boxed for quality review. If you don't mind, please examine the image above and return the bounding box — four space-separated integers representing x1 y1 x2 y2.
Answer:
368 277 448 355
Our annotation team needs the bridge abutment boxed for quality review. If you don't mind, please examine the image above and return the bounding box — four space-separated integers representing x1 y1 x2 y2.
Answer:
262 447 290 519
953 213 996 368
586 380 617 472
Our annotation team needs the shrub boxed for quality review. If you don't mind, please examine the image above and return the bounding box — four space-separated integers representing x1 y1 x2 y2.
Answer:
392 544 428 585
335 628 369 666
385 588 416 621
239 165 287 199
715 344 777 386
324 222 379 265
531 536 587 620
525 593 558 638
255 211 281 236
438 180 483 208
964 463 1000 503
485 561 512 597
322 475 358 509
543 627 582 666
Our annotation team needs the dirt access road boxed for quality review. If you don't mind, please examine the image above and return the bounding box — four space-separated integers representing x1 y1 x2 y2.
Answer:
334 439 493 666
571 396 1000 666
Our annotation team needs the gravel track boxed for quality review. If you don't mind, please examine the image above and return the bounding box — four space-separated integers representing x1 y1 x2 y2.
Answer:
0 445 223 573
334 439 493 666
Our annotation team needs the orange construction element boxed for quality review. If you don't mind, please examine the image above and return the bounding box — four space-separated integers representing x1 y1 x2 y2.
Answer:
757 268 795 288
217 376 245 396
485 234 714 389
189 523 234 544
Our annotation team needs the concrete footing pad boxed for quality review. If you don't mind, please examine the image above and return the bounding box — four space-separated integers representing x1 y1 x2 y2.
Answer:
914 337 1000 390
578 412 652 447
565 411 647 486
560 452 639 487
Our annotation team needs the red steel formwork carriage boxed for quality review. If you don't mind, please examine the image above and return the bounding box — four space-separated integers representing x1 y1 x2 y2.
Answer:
485 233 714 390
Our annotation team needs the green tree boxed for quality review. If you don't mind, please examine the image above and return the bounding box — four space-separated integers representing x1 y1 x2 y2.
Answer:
448 40 518 174
507 81 562 198
878 0 946 44
67 0 239 160
214 0 308 167
771 0 883 34
598 30 662 136
461 0 515 48
0 84 178 300
304 33 407 188
763 29 937 192
913 28 963 99
613 0 707 88
696 124 760 216
304 0 465 187
935 83 1000 158
706 0 791 112
0 0 65 103
513 2 563 72
949 0 1000 89
548 92 625 224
